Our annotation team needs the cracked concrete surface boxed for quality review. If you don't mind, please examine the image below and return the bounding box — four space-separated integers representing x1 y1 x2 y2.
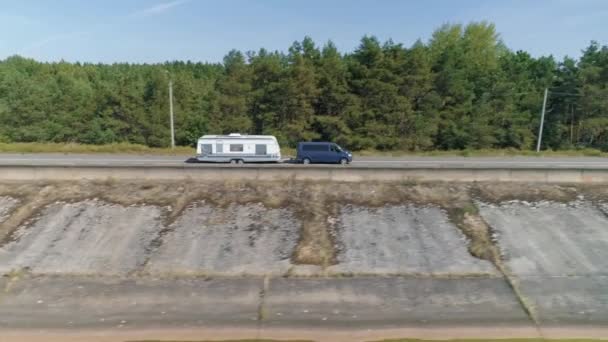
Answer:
479 200 608 326
0 275 262 329
599 202 608 216
0 181 607 331
0 197 18 223
479 201 608 277
146 203 299 276
264 277 531 328
0 199 500 278
517 275 608 326
0 200 163 276
328 205 498 276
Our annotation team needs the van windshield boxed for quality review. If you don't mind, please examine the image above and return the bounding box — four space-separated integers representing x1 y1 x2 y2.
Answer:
333 144 343 152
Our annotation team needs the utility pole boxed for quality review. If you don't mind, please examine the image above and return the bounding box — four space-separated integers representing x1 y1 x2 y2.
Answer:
169 79 175 149
536 88 549 153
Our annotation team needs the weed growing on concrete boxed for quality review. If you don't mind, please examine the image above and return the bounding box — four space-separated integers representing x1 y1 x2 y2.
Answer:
444 200 540 327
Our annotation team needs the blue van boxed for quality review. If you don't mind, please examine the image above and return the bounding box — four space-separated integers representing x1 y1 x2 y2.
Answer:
296 142 353 164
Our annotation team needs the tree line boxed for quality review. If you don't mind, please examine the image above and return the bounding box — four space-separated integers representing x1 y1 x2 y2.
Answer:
0 22 607 151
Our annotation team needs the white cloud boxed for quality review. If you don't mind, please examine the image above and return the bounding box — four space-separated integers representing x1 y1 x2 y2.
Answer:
15 0 189 58
131 0 190 18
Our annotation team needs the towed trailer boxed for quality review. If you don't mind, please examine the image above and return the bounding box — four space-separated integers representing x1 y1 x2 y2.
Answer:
196 133 281 164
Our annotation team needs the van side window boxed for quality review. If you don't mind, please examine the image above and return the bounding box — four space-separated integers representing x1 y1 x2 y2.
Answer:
303 144 327 152
230 144 244 152
330 145 336 152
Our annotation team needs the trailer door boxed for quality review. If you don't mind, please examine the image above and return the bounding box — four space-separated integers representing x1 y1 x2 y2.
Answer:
255 144 267 155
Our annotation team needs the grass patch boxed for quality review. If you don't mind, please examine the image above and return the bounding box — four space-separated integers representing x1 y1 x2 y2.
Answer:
378 340 604 342
0 143 606 158
447 206 497 262
130 340 313 342
128 340 604 342
446 201 540 326
0 142 193 155
355 147 608 158
281 147 296 157
461 202 479 215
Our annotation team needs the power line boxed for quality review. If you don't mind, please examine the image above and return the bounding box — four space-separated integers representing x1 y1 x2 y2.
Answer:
490 89 608 100
548 90 608 100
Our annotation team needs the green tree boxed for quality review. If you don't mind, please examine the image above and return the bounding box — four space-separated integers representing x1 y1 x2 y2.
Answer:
313 41 357 145
278 38 320 145
0 24 605 152
249 48 285 136
214 50 253 134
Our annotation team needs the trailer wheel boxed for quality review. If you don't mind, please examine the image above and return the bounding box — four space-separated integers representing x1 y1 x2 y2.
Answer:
236 159 245 165
303 158 311 165
230 159 238 164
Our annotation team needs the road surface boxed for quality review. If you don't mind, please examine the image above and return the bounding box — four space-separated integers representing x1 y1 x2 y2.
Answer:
0 153 607 169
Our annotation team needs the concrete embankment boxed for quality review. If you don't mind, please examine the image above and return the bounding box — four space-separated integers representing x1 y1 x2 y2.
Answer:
1 164 608 183
0 180 607 337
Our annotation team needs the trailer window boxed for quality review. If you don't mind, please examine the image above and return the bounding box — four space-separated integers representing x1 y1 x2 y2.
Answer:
230 144 244 152
216 143 223 153
201 144 212 154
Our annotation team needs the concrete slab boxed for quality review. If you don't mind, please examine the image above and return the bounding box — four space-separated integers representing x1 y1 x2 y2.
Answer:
328 205 497 276
146 203 299 276
0 201 164 276
479 201 608 277
599 203 608 216
479 201 608 327
519 276 608 326
0 276 262 329
264 277 531 328
0 196 18 223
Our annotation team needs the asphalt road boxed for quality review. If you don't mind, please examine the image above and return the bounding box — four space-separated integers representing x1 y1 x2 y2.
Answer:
0 153 607 169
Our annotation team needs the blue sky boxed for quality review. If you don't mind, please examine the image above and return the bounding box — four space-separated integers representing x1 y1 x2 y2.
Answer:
1 0 606 64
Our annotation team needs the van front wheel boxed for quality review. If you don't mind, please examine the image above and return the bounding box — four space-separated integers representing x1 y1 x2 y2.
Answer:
340 158 348 165
303 158 311 165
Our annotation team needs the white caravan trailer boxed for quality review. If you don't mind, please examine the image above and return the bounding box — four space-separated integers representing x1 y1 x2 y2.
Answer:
196 133 281 163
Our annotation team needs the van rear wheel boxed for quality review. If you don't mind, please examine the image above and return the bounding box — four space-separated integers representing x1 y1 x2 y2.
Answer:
303 158 311 165
339 158 348 165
